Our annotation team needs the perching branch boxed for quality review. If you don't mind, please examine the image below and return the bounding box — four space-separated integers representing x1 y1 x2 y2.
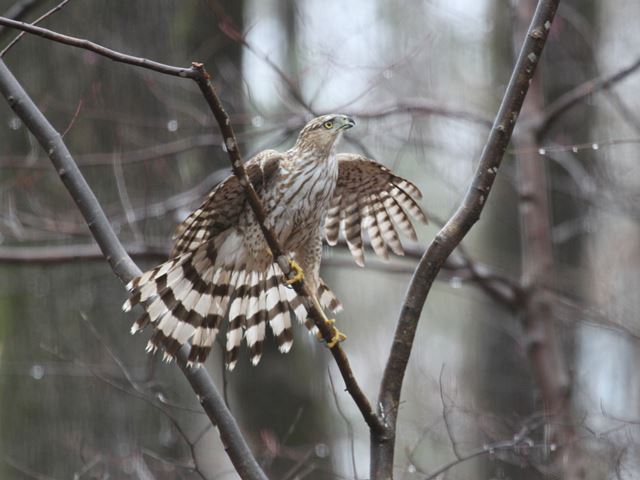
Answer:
0 58 268 480
371 1 560 477
0 9 385 436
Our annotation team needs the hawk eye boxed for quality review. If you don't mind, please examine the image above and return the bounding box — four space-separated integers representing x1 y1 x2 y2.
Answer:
323 121 333 129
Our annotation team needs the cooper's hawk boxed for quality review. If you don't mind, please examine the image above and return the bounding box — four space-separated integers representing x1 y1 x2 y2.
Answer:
123 114 426 369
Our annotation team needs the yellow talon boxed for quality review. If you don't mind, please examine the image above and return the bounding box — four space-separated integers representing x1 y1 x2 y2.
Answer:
315 318 346 348
315 318 336 340
286 259 305 285
310 296 346 348
326 325 347 349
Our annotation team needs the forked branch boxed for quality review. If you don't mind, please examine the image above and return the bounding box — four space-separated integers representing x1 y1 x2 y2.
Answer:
371 0 561 477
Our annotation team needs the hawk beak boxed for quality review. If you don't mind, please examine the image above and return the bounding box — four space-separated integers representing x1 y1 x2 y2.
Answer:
339 116 355 130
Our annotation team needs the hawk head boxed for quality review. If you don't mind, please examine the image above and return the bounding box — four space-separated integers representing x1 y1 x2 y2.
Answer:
294 114 355 153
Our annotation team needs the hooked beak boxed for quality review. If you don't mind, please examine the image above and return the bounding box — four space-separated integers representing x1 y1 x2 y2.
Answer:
338 116 356 130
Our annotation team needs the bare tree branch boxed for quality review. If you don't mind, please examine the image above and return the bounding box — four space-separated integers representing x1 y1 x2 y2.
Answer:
0 13 385 434
0 243 168 263
0 239 522 312
534 54 640 137
371 1 560 477
423 432 540 480
0 16 196 77
353 97 493 127
0 58 268 480
0 0 72 57
513 3 582 478
0 0 45 39
0 134 221 169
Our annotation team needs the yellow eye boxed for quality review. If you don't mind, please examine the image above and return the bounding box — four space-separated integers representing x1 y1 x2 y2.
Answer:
323 121 333 129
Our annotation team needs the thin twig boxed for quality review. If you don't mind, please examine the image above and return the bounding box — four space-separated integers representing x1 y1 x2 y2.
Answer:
141 448 195 473
216 9 377 159
328 369 358 480
112 153 144 243
42 342 207 479
0 0 72 57
0 16 195 76
534 54 640 138
0 0 44 38
3 455 61 480
371 1 561 478
78 313 204 414
0 134 222 169
354 97 493 127
438 365 462 460
0 243 168 263
423 440 539 480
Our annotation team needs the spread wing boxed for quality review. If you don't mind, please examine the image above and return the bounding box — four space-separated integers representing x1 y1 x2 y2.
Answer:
171 150 282 257
325 153 427 266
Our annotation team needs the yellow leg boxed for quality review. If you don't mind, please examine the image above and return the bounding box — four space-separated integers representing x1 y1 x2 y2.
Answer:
312 296 346 349
285 259 305 285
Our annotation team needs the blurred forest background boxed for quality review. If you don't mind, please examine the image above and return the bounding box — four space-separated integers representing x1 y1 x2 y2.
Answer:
1 0 639 479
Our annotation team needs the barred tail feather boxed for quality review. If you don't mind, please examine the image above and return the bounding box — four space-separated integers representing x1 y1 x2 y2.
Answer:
276 282 294 353
123 239 321 368
318 279 342 313
246 271 267 366
225 270 248 370
188 269 231 364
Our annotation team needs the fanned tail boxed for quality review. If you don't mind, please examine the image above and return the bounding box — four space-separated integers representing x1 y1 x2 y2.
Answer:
123 238 328 369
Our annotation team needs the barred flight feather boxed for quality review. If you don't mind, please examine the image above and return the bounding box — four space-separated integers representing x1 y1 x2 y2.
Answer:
341 194 364 266
324 197 341 245
329 153 428 265
376 192 404 256
366 196 389 260
384 193 418 241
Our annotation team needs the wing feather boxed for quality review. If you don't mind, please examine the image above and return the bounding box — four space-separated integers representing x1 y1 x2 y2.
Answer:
171 150 281 257
324 196 342 246
341 193 364 265
328 153 426 264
